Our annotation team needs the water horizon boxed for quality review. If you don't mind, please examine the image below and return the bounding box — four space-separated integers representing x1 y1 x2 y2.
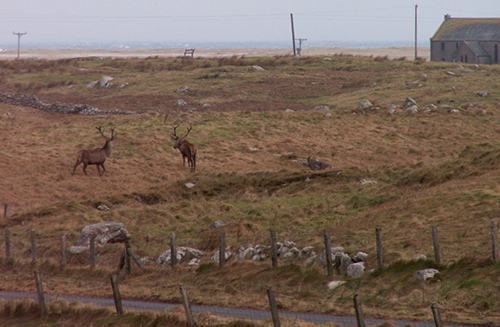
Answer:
0 40 429 51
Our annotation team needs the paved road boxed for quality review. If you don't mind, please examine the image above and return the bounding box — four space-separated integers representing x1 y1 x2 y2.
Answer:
0 291 478 327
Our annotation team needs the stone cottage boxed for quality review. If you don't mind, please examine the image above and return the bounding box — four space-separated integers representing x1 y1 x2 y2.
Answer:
430 15 500 64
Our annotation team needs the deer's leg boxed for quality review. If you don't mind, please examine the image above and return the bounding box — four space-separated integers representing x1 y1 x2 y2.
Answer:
182 155 186 167
72 160 81 175
82 163 88 175
192 154 196 172
100 163 105 176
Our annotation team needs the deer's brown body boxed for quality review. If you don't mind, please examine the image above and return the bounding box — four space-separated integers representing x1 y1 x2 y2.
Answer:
72 127 117 176
172 125 197 172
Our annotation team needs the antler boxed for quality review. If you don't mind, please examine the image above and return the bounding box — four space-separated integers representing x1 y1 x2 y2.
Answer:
96 126 107 139
171 125 180 139
181 126 193 140
110 127 117 140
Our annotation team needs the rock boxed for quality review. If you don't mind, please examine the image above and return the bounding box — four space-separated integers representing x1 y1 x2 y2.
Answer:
211 250 232 262
314 105 330 111
387 104 400 110
413 269 440 281
302 246 314 255
185 182 195 189
69 222 130 254
358 99 372 109
448 109 460 113
405 105 418 114
175 99 187 107
100 76 114 87
175 86 189 93
352 252 368 262
87 81 99 88
304 255 317 266
249 146 259 152
97 204 110 211
211 220 226 229
252 65 265 71
347 262 365 278
157 247 205 266
285 109 294 113
327 281 346 290
402 98 418 110
339 254 353 274
307 156 332 171
188 258 200 266
414 254 427 260
478 91 488 97
360 179 377 185
325 113 333 117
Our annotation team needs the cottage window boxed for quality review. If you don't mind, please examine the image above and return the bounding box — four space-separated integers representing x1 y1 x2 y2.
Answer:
441 42 445 51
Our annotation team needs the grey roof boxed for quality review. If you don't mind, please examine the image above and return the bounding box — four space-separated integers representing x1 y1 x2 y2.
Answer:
463 41 490 56
431 18 500 41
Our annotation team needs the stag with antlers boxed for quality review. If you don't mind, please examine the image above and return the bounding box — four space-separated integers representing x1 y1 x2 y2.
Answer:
171 125 197 172
72 126 117 176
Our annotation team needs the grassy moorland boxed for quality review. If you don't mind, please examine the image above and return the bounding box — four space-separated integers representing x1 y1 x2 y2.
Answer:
1 54 500 326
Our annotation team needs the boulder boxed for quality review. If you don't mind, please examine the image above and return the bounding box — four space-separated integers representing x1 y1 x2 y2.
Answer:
413 269 440 281
157 247 205 266
347 262 365 278
327 281 346 290
358 99 372 109
69 222 130 254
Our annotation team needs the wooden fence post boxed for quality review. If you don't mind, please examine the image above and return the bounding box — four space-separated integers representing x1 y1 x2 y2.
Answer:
431 302 443 327
432 226 441 264
219 231 226 268
375 228 383 269
353 294 365 327
170 232 177 268
110 274 124 315
61 233 67 267
491 220 498 262
270 230 278 268
3 204 7 218
324 230 333 277
125 239 131 274
179 284 195 327
34 269 47 316
89 233 96 269
5 229 10 261
30 230 37 263
267 286 281 327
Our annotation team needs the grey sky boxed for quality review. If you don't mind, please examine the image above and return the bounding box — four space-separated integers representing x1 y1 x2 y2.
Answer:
1 0 500 48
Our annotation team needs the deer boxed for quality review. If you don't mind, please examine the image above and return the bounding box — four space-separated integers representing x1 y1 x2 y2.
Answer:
171 125 197 172
72 126 117 176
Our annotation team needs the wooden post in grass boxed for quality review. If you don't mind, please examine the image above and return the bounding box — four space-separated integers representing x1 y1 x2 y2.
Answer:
267 286 281 327
61 233 67 267
491 220 498 262
5 229 10 261
3 204 7 218
353 294 365 327
34 269 47 316
219 231 226 268
30 230 37 263
179 284 195 327
125 239 131 274
270 230 278 268
432 226 441 264
375 228 383 269
170 233 177 268
110 274 124 315
89 233 96 269
324 230 333 277
431 302 443 327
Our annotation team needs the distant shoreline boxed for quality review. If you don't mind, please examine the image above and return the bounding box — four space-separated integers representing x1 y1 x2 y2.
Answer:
0 47 430 61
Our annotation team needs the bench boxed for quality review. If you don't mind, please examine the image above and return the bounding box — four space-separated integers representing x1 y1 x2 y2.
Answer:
184 48 195 58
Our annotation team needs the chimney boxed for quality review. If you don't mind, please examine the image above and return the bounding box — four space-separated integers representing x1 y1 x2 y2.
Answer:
445 14 451 21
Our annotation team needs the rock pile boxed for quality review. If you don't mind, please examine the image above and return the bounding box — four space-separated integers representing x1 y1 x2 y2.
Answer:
0 92 133 115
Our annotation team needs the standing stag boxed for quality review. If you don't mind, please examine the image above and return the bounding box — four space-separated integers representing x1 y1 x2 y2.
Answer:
171 125 197 172
72 126 117 176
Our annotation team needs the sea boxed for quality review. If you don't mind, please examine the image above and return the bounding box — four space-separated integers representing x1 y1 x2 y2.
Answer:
0 40 429 51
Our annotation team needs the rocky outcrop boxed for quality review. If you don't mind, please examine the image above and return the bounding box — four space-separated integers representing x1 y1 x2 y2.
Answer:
69 222 130 254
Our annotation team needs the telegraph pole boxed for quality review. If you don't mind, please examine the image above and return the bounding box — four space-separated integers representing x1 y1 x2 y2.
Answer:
13 32 27 60
290 13 296 56
414 4 418 60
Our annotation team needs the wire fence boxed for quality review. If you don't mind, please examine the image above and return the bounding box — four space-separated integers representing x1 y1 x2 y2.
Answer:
0 218 497 326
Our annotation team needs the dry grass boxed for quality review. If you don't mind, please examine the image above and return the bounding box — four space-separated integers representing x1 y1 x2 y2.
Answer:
0 55 500 325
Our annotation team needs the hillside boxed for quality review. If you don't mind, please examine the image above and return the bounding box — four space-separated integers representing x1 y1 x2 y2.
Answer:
0 54 500 326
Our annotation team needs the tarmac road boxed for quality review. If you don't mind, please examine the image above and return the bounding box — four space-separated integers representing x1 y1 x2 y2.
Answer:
0 291 477 326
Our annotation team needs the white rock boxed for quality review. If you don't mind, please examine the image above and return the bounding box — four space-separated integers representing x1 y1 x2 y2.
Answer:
413 269 440 281
327 281 346 290
185 182 195 188
347 262 365 278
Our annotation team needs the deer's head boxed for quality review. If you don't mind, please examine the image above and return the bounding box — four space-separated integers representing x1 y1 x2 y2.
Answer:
97 126 117 147
171 125 192 149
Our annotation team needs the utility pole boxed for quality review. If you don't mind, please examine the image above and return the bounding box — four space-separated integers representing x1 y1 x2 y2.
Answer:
13 32 27 60
290 13 296 56
414 4 418 60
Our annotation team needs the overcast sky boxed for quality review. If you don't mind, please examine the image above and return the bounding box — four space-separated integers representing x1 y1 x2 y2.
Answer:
1 0 499 48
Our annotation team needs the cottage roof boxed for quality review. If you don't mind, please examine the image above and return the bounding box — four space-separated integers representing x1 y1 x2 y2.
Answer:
431 18 500 41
